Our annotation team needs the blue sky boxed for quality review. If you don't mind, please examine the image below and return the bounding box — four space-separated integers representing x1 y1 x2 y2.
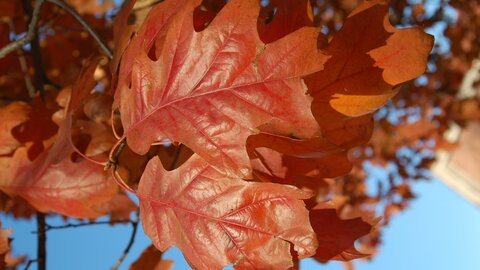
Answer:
3 177 480 270
3 1 477 269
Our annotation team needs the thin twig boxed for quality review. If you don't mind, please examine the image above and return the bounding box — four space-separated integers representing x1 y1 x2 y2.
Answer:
22 0 48 99
0 96 31 102
31 219 132 233
23 259 38 270
46 0 113 59
151 140 173 146
36 212 47 270
6 20 35 97
111 211 140 270
0 0 44 59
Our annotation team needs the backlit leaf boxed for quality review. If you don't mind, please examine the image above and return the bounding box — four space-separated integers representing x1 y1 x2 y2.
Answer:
139 154 317 269
114 0 325 177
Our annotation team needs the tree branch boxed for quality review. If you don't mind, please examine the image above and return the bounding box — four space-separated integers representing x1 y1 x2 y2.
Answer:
31 219 132 233
22 0 48 99
36 212 47 270
6 21 35 97
46 0 113 59
23 259 38 270
111 211 140 270
0 0 45 59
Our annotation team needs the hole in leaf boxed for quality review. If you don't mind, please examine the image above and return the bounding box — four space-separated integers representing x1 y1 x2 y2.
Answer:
117 144 165 185
147 41 158 61
265 7 277 24
193 0 227 32
158 144 194 171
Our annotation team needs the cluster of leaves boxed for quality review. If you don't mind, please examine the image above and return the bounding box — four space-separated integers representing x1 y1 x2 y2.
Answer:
0 0 435 269
307 0 480 255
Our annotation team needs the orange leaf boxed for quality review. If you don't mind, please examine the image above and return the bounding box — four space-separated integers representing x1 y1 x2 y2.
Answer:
115 0 326 177
310 203 377 262
129 245 173 270
0 102 29 155
306 0 433 145
139 154 317 269
0 144 117 218
257 0 314 44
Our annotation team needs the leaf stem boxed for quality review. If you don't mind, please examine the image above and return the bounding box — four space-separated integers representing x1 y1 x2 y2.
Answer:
70 141 108 167
111 169 137 194
106 138 127 171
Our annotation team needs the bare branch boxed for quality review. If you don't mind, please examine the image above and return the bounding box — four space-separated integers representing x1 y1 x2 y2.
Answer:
46 0 113 59
36 212 47 270
31 219 132 233
0 0 45 59
22 0 48 99
111 211 140 270
23 259 38 270
0 96 30 102
6 21 35 97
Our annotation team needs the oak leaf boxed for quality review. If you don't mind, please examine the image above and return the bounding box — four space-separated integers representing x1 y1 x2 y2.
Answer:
113 0 190 92
305 0 434 147
247 134 351 189
0 57 121 218
310 203 377 262
114 0 325 177
0 221 25 269
129 245 173 270
0 141 117 218
257 0 314 44
0 102 29 155
139 154 317 269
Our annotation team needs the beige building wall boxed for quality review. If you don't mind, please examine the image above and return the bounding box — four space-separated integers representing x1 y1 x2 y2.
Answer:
432 121 480 206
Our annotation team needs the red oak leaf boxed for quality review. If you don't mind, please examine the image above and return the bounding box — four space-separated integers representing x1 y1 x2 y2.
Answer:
0 141 118 218
11 93 59 160
257 0 314 44
139 154 317 269
0 191 36 219
113 0 191 95
310 203 378 262
91 192 137 222
0 102 29 155
192 0 226 32
305 0 434 147
247 134 351 189
111 0 138 77
0 100 118 219
114 0 325 177
129 245 174 270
